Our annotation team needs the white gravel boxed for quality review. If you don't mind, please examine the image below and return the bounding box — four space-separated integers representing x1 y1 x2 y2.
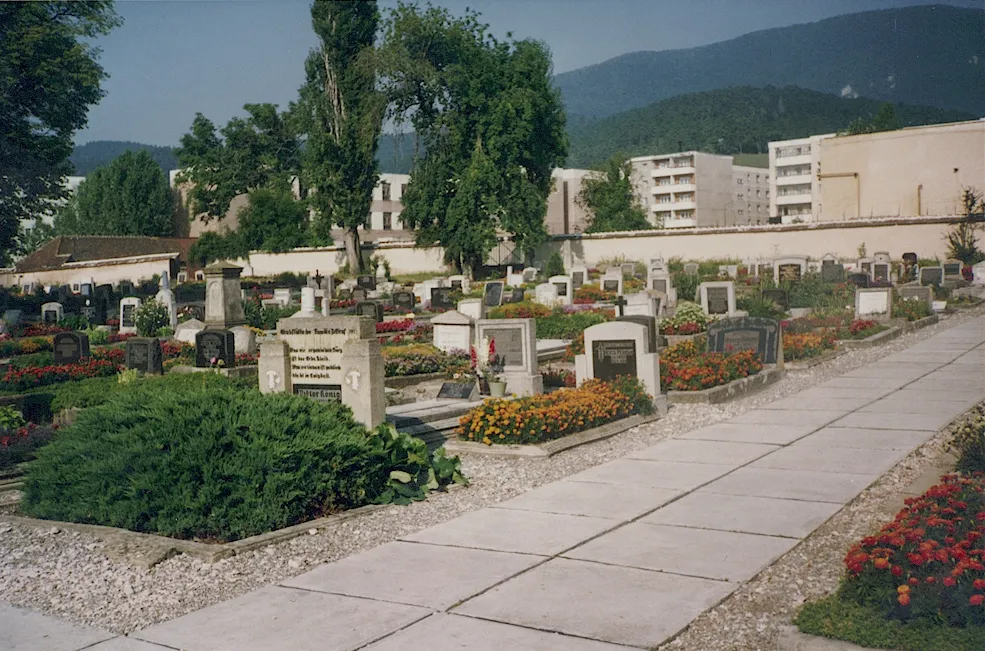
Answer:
0 308 982 635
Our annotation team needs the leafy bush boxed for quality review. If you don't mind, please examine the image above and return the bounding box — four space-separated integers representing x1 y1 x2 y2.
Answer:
59 314 90 331
244 294 298 330
0 405 26 430
838 473 985 627
659 339 762 391
737 294 786 320
456 378 653 445
535 310 611 339
134 298 170 337
544 251 565 278
382 344 469 377
487 301 552 319
659 301 711 335
673 272 700 304
0 423 58 470
894 296 934 322
84 327 109 346
952 406 985 473
22 387 465 541
46 372 253 412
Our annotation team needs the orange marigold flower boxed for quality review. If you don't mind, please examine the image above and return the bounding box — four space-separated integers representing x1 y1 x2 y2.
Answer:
971 594 985 606
898 593 911 606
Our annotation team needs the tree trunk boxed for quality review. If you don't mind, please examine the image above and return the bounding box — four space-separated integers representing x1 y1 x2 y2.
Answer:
345 227 362 273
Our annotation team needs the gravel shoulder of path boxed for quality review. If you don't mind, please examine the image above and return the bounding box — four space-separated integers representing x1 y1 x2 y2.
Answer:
0 308 982 635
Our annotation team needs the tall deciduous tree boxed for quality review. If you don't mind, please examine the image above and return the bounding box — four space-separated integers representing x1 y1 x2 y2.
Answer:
174 103 301 223
379 4 567 277
578 155 653 233
295 0 384 272
0 1 121 263
54 150 175 237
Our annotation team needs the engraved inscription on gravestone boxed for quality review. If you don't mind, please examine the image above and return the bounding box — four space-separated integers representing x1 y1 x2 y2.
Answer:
706 317 779 364
121 303 136 328
592 339 637 382
430 287 454 310
356 274 376 290
195 330 236 368
483 281 504 307
294 384 342 402
920 267 943 286
125 338 163 374
944 261 963 276
483 326 523 367
723 330 761 354
706 286 729 314
356 301 383 323
53 332 89 364
652 278 668 294
393 291 415 311
602 279 619 292
553 281 568 297
777 264 801 283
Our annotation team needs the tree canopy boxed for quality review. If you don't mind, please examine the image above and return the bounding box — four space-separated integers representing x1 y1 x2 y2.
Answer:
578 155 653 233
378 4 568 276
0 1 121 263
54 150 175 237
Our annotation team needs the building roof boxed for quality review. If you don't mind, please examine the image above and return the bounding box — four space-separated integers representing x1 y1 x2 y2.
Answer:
15 236 197 273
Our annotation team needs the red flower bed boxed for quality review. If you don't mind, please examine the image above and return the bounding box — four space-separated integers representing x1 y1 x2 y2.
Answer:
330 299 355 309
16 323 69 337
660 321 703 336
108 333 135 344
92 347 124 363
235 352 259 365
841 473 985 626
376 319 416 334
849 319 878 335
2 359 121 392
659 340 763 391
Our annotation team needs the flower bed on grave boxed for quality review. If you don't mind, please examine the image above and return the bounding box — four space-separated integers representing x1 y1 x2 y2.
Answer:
796 473 985 650
893 296 935 322
573 285 614 304
487 303 614 340
0 335 54 357
1 359 121 393
659 339 763 391
783 331 838 361
837 319 890 340
382 344 470 377
658 301 712 336
456 377 653 445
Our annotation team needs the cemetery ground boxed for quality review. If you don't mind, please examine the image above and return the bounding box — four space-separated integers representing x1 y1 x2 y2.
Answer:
0 306 983 650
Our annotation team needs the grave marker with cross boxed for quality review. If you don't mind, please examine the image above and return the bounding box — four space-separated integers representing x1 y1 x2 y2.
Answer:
613 295 628 317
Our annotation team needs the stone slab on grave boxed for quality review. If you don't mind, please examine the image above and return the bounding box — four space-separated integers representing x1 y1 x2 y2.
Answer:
773 256 807 284
919 266 944 286
448 274 470 294
457 298 484 321
575 320 665 413
432 310 473 354
356 300 384 323
195 329 236 368
119 297 141 334
174 318 206 345
623 292 660 319
475 318 542 396
601 270 623 295
898 285 933 308
649 273 671 295
570 265 588 290
820 263 845 283
393 290 416 312
549 275 572 305
351 287 368 303
698 281 736 317
436 381 480 401
2 309 22 328
855 287 893 322
484 281 505 308
706 316 781 365
430 287 455 310
125 337 163 374
203 262 246 329
943 259 963 277
53 331 90 364
41 301 63 324
847 272 870 288
534 283 558 307
258 338 292 395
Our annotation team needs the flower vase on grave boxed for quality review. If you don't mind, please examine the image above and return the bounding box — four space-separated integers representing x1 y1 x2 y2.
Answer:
488 380 507 397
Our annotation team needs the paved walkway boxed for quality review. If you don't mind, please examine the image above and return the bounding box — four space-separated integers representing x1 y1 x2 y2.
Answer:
4 318 984 651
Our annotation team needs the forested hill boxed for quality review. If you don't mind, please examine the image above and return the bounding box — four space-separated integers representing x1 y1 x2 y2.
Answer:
555 5 985 121
566 86 976 169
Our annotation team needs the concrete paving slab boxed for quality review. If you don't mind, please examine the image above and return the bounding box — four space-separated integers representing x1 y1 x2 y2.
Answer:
565 458 735 491
0 601 113 651
400 508 616 556
453 558 734 649
84 639 175 650
805 426 934 451
789 387 896 400
679 422 818 445
642 492 842 539
750 443 908 475
136 586 429 651
626 439 777 466
282 541 541 610
489 479 681 520
701 467 878 503
819 377 911 390
842 363 940 377
759 395 874 412
906 378 985 393
857 397 979 415
563 522 797 582
361 613 631 651
774 625 873 650
893 388 985 404
831 411 957 432
885 352 962 364
727 409 847 428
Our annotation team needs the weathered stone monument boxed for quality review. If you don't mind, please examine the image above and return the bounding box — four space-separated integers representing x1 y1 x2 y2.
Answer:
53 332 90 364
575 321 667 413
474 318 543 396
204 262 246 330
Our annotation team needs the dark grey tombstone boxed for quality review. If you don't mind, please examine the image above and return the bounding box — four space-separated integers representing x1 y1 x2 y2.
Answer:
651 277 669 294
706 286 730 315
944 261 963 277
902 253 918 266
591 339 638 382
483 281 504 307
430 287 454 310
899 285 933 307
42 308 59 324
820 263 845 283
125 338 163 374
706 317 780 364
437 382 479 400
393 291 415 312
872 262 891 282
356 274 377 290
847 273 870 288
571 271 585 289
53 332 90 364
450 278 463 291
508 288 525 304
351 287 368 302
356 300 384 323
616 315 658 354
139 281 156 295
119 280 134 296
80 283 93 297
920 267 944 286
602 278 620 293
553 281 568 298
195 330 236 368
761 288 789 310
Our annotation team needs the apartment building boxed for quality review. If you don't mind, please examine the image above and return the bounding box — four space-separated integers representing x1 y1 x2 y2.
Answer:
768 134 833 224
817 119 985 221
544 168 594 235
368 173 411 233
630 152 768 228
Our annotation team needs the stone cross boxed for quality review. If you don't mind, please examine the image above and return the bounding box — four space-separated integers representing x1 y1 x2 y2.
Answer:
614 295 628 317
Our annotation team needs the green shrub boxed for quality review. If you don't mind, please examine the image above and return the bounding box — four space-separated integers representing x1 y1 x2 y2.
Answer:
0 405 26 430
893 296 934 321
84 327 109 346
673 272 700 303
46 372 253 412
535 310 611 339
22 386 465 541
737 294 786 319
544 251 565 278
134 298 170 337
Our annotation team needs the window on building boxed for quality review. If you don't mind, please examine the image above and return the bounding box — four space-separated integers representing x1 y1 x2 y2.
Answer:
736 178 743 185
381 182 391 201
400 184 407 198
383 212 392 230
756 190 761 198
736 193 744 200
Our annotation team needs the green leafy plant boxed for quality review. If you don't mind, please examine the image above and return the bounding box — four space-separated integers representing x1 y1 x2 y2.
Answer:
84 327 109 346
544 251 565 278
134 298 170 337
737 294 786 319
370 425 467 505
659 301 711 335
893 296 934 321
0 406 26 431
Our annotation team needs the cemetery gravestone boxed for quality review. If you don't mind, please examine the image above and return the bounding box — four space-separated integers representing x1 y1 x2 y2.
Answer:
570 266 587 290
872 262 891 282
706 317 780 365
458 298 484 321
973 262 985 286
356 274 377 290
356 301 384 323
944 260 963 277
522 267 538 283
776 263 802 284
699 281 736 316
81 300 97 324
575 321 665 412
431 310 473 354
549 275 572 305
393 291 415 312
535 283 558 306
898 285 933 308
847 273 870 289
119 297 141 334
448 275 469 293
684 263 700 275
855 287 893 322
919 267 944 286
620 263 636 278
53 332 90 365
351 287 368 302
483 281 504 308
274 288 292 307
3 310 23 328
437 381 479 401
821 263 845 283
41 302 63 324
195 330 236 368
125 338 163 374
430 287 455 310
475 318 542 396
650 277 669 294
601 271 623 295
175 318 206 345
204 262 246 329
615 315 658 354
761 289 789 310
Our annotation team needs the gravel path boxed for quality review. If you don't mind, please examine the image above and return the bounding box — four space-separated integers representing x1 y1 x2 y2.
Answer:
0 308 982 636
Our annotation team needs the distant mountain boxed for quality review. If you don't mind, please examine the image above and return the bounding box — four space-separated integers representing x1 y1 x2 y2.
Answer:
555 5 985 121
566 86 975 168
70 141 178 176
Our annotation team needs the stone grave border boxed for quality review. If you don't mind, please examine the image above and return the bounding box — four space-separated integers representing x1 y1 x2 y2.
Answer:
666 366 785 404
899 313 940 333
443 412 661 459
783 348 848 371
837 325 903 349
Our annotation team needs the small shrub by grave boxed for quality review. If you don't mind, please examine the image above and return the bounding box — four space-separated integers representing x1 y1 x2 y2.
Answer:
673 272 699 304
134 298 170 337
659 339 762 391
893 296 935 322
737 295 786 320
659 301 711 335
382 344 469 377
45 372 254 412
456 377 653 445
544 251 565 278
22 387 465 541
487 301 552 319
535 309 612 339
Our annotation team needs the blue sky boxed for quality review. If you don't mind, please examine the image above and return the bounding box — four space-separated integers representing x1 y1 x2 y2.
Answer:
75 0 982 146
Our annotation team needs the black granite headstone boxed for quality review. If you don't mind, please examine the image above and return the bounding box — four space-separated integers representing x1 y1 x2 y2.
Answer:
706 317 780 364
119 281 133 296
356 300 384 323
53 332 90 364
484 281 504 307
777 263 802 283
706 286 730 315
43 308 59 324
393 291 415 311
553 281 568 297
820 264 845 283
356 274 377 290
944 262 963 277
195 330 236 368
847 273 870 288
125 337 164 374
430 287 454 310
920 267 944 286
437 382 479 400
616 316 658 354
592 339 638 382
761 289 789 310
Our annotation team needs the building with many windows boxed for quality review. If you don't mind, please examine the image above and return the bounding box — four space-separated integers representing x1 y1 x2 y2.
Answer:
629 152 768 228
768 134 833 224
368 173 411 234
